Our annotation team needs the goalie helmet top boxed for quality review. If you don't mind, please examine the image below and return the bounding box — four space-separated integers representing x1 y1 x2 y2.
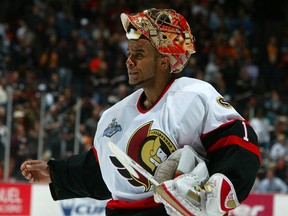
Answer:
121 8 196 73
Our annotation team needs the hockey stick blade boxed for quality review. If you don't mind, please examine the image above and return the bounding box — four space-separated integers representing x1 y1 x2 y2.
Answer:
107 141 159 186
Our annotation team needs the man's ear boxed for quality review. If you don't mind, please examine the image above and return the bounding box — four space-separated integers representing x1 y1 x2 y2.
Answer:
159 56 170 70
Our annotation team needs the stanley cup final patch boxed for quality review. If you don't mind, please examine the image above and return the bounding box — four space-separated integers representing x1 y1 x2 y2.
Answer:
216 96 233 109
102 118 122 138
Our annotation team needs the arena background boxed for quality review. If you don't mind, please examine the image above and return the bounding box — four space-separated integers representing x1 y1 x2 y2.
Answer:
1 0 288 215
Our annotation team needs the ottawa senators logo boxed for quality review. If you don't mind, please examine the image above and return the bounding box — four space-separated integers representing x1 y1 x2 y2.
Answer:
110 121 176 192
216 96 233 109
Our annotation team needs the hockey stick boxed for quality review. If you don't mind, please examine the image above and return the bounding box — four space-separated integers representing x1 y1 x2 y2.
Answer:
107 141 196 216
107 141 159 186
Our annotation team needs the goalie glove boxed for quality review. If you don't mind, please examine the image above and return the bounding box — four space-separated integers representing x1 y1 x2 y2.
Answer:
153 146 240 216
154 146 209 215
152 149 181 185
153 145 204 183
205 173 240 216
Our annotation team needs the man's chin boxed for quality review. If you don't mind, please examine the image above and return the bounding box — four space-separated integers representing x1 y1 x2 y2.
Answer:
128 80 139 87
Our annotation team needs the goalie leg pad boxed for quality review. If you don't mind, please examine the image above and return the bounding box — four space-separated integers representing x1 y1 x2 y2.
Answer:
154 162 240 216
154 162 209 216
154 181 206 216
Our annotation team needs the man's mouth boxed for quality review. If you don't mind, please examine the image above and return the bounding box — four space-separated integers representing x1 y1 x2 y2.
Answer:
128 71 139 79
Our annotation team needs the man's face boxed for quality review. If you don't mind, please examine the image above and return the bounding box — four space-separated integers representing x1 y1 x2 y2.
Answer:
126 38 162 87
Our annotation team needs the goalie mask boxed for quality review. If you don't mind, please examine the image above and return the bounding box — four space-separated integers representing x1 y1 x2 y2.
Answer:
121 8 196 73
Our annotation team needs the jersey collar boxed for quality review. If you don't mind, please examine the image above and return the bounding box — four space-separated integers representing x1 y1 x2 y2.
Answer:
137 77 176 114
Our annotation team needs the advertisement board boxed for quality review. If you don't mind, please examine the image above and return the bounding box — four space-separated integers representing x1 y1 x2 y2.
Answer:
0 183 31 216
230 193 273 216
1 184 288 216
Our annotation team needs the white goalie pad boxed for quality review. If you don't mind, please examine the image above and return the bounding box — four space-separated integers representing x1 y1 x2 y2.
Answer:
206 173 240 216
154 162 209 216
154 172 240 216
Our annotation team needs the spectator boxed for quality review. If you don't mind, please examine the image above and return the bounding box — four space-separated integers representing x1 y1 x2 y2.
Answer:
84 103 103 136
251 166 267 193
274 156 288 184
241 57 259 86
251 175 262 193
43 104 62 158
249 108 272 150
10 123 29 180
270 134 287 161
0 82 8 106
264 35 281 91
264 90 283 116
273 116 288 139
0 107 8 161
258 167 288 193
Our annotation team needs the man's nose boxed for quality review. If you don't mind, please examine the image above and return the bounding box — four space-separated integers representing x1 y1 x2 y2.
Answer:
126 57 135 67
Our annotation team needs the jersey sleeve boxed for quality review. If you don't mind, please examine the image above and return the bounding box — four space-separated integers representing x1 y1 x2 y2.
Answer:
47 146 111 200
190 82 261 202
201 120 261 202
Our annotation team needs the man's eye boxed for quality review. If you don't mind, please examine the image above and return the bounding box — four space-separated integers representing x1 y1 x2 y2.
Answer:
136 53 143 58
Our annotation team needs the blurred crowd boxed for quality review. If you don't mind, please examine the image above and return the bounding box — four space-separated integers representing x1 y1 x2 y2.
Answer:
0 0 288 193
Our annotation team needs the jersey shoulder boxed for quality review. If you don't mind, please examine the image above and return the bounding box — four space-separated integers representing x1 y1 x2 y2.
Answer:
171 77 220 98
101 88 142 115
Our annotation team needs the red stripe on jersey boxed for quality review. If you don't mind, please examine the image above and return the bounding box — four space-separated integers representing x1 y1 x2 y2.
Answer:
207 135 261 160
106 196 162 209
91 146 99 163
200 120 238 139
